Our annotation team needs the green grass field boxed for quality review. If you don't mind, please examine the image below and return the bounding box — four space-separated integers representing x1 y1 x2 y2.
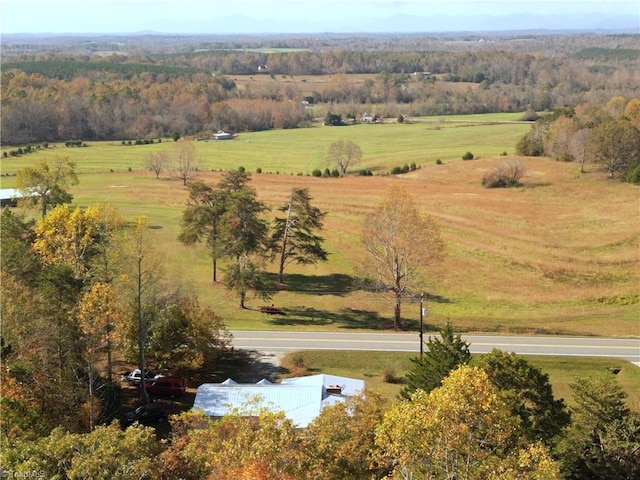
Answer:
0 114 528 177
2 114 638 338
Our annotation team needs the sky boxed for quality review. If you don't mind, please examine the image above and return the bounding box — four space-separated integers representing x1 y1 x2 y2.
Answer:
1 0 638 34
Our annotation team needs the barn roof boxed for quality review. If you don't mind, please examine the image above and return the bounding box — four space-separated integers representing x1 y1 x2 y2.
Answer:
193 374 364 427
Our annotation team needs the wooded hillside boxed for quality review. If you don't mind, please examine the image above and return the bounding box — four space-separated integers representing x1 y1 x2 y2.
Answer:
2 33 638 145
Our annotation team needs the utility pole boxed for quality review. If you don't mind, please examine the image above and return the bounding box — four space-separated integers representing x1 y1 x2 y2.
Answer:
419 293 424 357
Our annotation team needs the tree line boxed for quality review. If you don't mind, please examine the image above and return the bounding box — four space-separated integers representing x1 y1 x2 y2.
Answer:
2 38 638 145
517 96 640 182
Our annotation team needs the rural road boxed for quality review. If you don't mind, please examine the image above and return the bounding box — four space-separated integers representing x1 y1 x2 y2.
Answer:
229 330 640 366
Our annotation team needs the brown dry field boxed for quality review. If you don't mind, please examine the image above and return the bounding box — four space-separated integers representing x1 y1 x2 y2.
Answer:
130 155 639 336
228 73 477 98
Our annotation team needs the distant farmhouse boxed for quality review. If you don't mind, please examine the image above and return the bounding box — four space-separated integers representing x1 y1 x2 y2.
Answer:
193 374 365 428
361 112 379 123
0 188 26 207
213 131 235 140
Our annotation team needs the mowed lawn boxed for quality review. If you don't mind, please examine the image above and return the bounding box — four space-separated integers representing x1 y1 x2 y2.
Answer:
280 350 640 411
1 116 638 337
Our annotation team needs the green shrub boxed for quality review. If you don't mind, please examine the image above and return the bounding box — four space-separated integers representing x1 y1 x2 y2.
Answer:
436 158 442 165
312 169 322 177
256 167 262 173
624 164 640 184
391 166 403 174
516 130 543 156
331 169 340 177
462 151 474 160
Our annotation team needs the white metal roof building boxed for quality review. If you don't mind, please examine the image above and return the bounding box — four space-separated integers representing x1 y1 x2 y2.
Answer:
0 188 22 207
193 374 365 428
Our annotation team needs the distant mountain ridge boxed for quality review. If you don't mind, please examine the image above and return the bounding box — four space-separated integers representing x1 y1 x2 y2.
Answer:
168 12 638 35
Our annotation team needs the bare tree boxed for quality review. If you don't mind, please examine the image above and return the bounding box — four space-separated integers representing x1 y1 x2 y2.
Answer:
569 128 591 173
327 140 363 175
361 184 445 329
482 160 527 188
144 151 170 179
173 140 199 185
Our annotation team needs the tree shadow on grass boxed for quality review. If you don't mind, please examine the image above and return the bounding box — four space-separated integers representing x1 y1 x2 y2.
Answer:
264 273 357 296
266 306 440 331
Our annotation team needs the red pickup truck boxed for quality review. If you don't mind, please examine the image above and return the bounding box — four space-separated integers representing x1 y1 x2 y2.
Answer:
144 377 186 398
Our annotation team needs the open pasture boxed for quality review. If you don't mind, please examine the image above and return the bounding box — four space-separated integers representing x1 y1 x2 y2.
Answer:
0 113 528 177
1 117 637 337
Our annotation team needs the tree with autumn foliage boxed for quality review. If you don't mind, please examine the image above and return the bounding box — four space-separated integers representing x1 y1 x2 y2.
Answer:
121 216 165 404
15 156 78 218
146 294 231 372
0 423 162 479
375 365 560 480
361 184 445 329
586 118 640 180
76 282 120 430
32 203 123 280
303 390 390 480
155 408 304 480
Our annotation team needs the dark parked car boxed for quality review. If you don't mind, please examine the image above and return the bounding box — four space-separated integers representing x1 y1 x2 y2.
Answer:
122 403 168 427
144 377 186 398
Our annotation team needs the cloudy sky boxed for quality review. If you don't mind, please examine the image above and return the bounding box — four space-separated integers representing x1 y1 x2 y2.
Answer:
1 0 638 34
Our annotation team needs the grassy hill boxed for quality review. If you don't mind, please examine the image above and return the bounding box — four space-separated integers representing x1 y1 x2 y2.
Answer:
2 116 637 337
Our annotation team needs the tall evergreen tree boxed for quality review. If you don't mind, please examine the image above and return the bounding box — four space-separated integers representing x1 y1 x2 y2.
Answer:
474 349 570 447
178 181 228 283
558 372 640 480
399 322 470 399
271 187 328 284
218 171 272 308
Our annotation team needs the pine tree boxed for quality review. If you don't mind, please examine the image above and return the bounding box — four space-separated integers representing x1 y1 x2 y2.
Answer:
399 322 470 399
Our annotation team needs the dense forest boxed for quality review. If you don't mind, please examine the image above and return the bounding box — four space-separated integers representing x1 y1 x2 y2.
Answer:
1 32 639 145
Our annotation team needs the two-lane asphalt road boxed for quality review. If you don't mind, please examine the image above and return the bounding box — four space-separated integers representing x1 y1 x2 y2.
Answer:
230 330 640 365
